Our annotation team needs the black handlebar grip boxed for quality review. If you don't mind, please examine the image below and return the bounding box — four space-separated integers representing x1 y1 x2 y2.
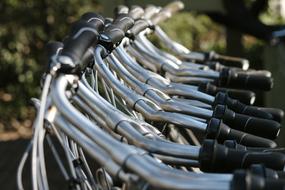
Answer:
46 41 63 60
214 92 273 120
232 170 285 190
236 72 274 91
209 52 250 70
264 179 285 190
45 41 63 71
254 107 284 123
80 12 105 32
240 152 285 170
213 105 281 139
224 89 256 105
200 140 285 173
237 69 272 77
219 69 274 91
60 21 99 70
128 5 144 21
277 171 285 179
206 118 277 148
199 82 256 105
250 164 279 179
101 25 125 46
227 127 277 148
224 140 285 155
112 14 134 33
127 19 150 39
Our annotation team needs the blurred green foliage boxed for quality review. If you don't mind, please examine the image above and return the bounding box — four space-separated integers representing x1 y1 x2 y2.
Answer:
157 12 226 53
0 0 102 138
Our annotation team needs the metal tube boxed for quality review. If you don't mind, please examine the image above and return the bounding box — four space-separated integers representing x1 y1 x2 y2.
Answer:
107 53 213 119
77 80 202 159
51 75 139 164
94 46 208 131
154 25 191 55
133 37 220 79
52 114 128 179
115 46 215 104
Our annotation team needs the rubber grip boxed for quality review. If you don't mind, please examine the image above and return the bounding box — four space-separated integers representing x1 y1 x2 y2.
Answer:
214 92 273 120
227 127 276 148
225 89 256 105
101 25 125 48
80 12 105 32
112 14 134 33
200 140 285 172
224 140 285 155
215 59 247 69
236 72 273 91
264 179 285 190
128 5 145 21
45 41 63 71
219 69 273 91
213 105 281 139
237 69 272 77
232 170 285 190
250 164 279 179
46 41 63 60
61 21 99 67
206 118 277 148
227 110 280 139
210 53 250 70
254 107 284 123
199 82 256 105
238 105 274 120
277 171 285 179
127 19 150 39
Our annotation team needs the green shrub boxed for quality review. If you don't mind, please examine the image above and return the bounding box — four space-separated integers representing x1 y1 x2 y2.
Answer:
0 0 101 139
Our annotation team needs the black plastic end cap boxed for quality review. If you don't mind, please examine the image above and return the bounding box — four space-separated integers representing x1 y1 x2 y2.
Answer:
213 92 228 107
80 12 105 32
206 118 222 139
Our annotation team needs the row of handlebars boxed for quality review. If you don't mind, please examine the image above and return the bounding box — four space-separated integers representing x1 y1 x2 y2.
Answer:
19 1 285 190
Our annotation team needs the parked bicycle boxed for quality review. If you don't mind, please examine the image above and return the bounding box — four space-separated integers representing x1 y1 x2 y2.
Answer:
17 1 285 190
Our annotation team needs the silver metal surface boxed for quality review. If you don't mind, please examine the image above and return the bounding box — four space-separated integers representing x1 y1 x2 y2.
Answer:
94 46 208 132
107 53 213 119
115 46 215 104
